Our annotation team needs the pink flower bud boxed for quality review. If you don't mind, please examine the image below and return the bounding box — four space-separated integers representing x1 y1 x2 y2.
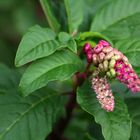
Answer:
99 40 110 47
83 43 91 53
87 52 93 63
93 44 104 54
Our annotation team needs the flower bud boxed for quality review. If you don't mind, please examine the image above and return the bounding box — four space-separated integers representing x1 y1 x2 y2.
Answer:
104 51 114 60
92 54 98 65
103 60 109 71
110 68 116 78
99 63 104 71
99 52 105 62
87 52 93 63
83 43 91 53
99 40 110 47
93 44 104 54
109 59 116 69
102 46 113 53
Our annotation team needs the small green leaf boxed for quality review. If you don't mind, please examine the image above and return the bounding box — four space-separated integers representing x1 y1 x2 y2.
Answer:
15 25 60 67
64 0 83 33
77 81 132 140
67 39 77 53
58 32 71 43
20 50 83 96
39 0 60 32
58 32 77 53
115 38 140 67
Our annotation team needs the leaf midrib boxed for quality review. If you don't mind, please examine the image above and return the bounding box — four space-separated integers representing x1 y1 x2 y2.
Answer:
29 63 80 85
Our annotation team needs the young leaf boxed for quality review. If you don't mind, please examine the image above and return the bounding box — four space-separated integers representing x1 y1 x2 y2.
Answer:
64 0 83 33
77 81 132 140
0 64 65 140
20 50 84 96
39 0 60 32
58 32 77 53
115 38 140 67
15 25 58 67
90 0 140 40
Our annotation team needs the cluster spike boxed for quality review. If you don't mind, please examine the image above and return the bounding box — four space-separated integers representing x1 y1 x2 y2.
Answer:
83 40 140 111
92 77 115 112
115 60 140 93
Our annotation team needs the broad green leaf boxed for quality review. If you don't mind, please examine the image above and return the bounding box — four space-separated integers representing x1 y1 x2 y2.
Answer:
0 64 65 140
77 81 132 140
15 25 58 67
58 32 77 53
115 38 140 67
125 98 140 140
90 0 140 40
0 89 64 140
0 64 20 91
101 13 140 41
64 0 83 33
20 50 83 96
39 0 60 32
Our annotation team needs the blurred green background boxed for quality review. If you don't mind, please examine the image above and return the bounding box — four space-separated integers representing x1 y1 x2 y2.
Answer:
0 0 47 67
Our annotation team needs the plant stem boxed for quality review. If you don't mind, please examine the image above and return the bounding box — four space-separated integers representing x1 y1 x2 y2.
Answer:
47 63 91 140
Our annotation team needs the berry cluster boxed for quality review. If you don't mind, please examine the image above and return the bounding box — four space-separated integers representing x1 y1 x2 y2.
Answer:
84 40 140 111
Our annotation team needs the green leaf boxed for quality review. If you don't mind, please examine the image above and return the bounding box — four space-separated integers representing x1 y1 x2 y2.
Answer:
101 13 140 41
15 25 60 67
58 32 77 53
0 64 65 140
0 64 20 91
67 39 77 53
58 32 71 43
90 0 140 40
0 90 64 140
115 38 140 67
39 0 60 32
77 81 132 140
64 0 83 33
20 50 83 96
125 98 140 140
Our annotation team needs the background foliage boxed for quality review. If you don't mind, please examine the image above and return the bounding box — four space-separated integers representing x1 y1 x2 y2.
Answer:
0 0 140 140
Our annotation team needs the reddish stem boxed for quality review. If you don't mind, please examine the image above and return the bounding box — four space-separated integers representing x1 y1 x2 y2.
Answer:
47 63 91 140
